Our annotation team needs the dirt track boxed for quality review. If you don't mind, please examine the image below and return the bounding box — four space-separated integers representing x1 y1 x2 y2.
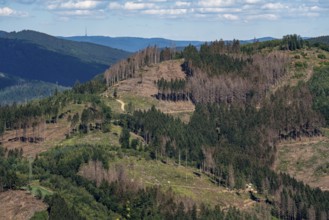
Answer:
116 99 125 111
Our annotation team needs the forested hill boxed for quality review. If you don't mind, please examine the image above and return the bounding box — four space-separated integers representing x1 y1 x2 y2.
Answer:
0 31 130 86
0 38 107 86
1 30 130 65
308 36 329 45
0 72 69 105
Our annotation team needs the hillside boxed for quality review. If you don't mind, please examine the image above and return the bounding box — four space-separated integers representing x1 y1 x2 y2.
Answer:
104 59 195 122
1 38 329 219
0 30 130 87
307 35 329 45
1 30 130 66
275 134 329 191
0 72 69 106
0 80 69 106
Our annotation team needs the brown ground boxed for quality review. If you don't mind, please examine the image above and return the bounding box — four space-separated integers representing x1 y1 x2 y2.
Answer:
105 59 195 117
1 117 70 158
0 190 47 220
275 136 329 191
118 59 187 96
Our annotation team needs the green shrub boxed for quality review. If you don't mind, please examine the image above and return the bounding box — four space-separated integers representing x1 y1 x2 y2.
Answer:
30 211 48 220
318 53 326 59
295 61 308 69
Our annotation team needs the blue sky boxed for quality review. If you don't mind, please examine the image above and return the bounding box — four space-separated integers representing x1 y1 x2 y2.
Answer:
0 0 328 41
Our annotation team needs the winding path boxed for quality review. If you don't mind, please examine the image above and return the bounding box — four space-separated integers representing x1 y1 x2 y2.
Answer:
116 99 125 111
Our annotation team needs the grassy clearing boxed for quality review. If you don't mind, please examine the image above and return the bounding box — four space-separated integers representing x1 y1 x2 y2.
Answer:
270 48 329 94
276 135 329 190
110 156 254 209
60 124 122 147
121 93 158 111
21 180 53 200
29 181 53 198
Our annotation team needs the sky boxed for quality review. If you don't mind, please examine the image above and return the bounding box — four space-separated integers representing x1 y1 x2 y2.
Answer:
0 0 328 41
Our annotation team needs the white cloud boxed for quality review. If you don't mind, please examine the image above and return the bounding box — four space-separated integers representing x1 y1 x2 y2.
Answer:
222 13 239 20
57 10 93 16
198 7 241 13
0 6 28 17
261 3 286 10
124 2 155 10
198 0 235 7
247 13 278 20
244 0 262 4
0 6 13 16
143 8 187 15
47 0 100 10
310 5 325 11
175 1 191 7
12 0 326 22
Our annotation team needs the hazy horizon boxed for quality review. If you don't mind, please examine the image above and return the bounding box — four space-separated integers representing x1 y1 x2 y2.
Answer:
0 0 328 41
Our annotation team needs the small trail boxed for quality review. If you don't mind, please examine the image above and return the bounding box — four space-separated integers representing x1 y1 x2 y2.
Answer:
163 109 194 114
116 99 125 111
277 136 327 147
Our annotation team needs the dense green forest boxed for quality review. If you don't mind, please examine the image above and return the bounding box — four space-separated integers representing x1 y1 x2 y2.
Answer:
0 38 106 86
305 36 329 52
0 31 130 86
0 80 69 106
1 36 329 219
307 36 329 45
1 30 130 66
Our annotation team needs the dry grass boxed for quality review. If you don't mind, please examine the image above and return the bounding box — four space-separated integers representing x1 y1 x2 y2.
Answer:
80 156 256 210
275 134 329 191
1 118 70 158
0 190 47 220
1 102 123 158
103 59 195 119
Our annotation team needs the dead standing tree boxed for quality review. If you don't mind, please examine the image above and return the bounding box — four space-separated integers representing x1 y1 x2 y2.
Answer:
105 46 161 87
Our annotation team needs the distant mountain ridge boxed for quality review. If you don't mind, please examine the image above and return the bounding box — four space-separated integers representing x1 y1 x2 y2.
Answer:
61 35 278 52
61 36 203 52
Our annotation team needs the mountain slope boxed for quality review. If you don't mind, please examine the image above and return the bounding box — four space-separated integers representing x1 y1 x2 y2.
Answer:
307 35 329 45
0 71 69 105
0 80 69 106
2 30 130 66
0 38 111 86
